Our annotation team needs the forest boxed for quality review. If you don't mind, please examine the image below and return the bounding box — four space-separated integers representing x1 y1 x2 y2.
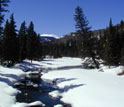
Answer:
0 0 124 68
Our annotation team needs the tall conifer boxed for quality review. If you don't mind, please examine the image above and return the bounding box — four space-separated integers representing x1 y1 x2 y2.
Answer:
0 0 10 36
2 14 18 66
74 6 99 69
27 21 38 62
104 18 120 66
18 21 27 61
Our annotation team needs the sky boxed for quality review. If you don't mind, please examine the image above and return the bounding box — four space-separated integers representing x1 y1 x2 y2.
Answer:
4 0 124 37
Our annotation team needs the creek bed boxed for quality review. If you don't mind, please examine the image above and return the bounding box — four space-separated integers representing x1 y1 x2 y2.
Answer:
14 72 71 107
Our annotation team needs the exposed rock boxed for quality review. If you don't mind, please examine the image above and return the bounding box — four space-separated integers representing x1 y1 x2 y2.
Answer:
25 72 42 83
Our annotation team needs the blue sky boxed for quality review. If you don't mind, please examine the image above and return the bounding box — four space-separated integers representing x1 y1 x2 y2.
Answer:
4 0 124 36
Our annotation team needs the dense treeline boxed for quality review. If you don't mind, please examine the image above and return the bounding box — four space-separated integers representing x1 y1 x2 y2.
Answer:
0 15 42 66
1 1 124 68
103 19 124 66
1 15 42 66
0 0 42 66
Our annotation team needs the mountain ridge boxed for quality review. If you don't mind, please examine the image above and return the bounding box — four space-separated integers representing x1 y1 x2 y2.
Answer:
40 34 59 42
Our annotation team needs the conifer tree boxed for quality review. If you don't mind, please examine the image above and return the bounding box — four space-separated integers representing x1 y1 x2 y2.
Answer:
2 19 10 62
104 18 120 66
74 6 99 69
2 14 18 66
18 21 27 61
27 22 34 62
74 6 91 35
9 14 19 63
104 18 114 66
35 34 42 59
27 21 40 62
0 0 9 62
0 0 10 36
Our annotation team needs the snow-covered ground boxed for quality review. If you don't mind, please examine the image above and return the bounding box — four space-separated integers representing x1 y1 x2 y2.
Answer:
0 66 25 107
0 57 124 107
41 58 124 107
0 66 44 107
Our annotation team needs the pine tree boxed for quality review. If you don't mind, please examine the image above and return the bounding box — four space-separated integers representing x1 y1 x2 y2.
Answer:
0 0 9 62
74 6 91 56
9 14 19 64
18 21 27 61
27 22 34 62
74 6 99 69
35 34 42 59
74 6 91 35
104 18 114 66
0 0 10 36
2 19 10 62
2 14 18 66
104 18 120 66
27 21 40 62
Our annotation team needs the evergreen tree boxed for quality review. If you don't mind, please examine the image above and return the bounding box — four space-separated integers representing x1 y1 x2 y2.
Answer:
104 18 120 66
74 6 91 35
2 20 10 62
0 0 10 36
0 0 9 62
18 21 27 61
26 21 41 62
74 6 99 69
26 22 34 62
35 34 42 59
9 14 19 63
2 14 18 66
104 18 114 66
74 6 91 56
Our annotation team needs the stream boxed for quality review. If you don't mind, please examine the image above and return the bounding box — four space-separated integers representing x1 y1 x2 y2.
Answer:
14 69 71 107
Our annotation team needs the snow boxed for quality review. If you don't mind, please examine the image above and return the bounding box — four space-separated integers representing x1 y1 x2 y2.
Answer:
0 57 124 107
41 57 124 107
0 66 44 107
13 101 45 107
0 66 25 107
54 104 63 107
40 34 60 39
49 90 62 98
32 57 82 70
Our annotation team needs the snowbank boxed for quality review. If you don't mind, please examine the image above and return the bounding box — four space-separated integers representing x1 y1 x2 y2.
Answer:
0 65 45 107
0 66 25 107
13 101 45 107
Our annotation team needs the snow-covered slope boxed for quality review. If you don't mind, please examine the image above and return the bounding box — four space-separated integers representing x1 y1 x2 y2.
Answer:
40 34 59 42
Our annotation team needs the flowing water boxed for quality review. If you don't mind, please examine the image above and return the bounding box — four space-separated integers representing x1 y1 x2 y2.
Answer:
15 71 71 107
